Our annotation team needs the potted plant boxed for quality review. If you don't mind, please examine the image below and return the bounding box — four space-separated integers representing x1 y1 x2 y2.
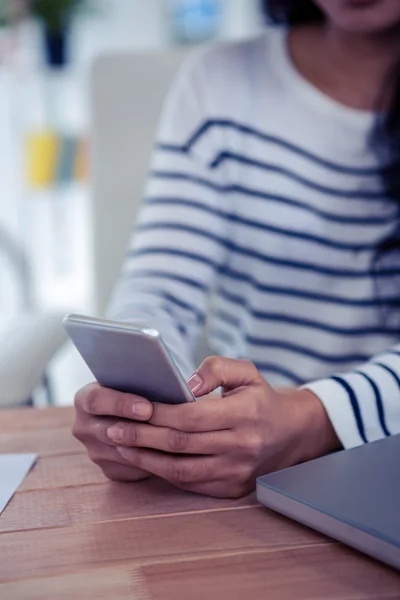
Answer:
31 0 92 68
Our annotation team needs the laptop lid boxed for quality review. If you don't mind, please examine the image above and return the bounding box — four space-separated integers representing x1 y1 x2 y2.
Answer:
257 434 400 571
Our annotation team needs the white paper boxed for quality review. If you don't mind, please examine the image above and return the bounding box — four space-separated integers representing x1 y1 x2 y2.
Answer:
0 454 37 515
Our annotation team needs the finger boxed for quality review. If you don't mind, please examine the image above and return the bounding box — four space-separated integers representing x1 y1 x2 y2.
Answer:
181 480 253 499
116 447 217 485
87 441 139 466
99 461 150 482
74 415 125 447
86 442 150 481
150 395 234 432
75 383 153 421
188 357 263 398
107 421 233 454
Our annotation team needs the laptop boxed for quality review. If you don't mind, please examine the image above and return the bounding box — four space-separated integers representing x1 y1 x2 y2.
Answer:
257 434 400 571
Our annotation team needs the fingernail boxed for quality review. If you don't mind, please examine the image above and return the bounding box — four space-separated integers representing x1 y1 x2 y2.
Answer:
116 446 129 459
132 402 151 419
108 425 123 442
187 373 203 394
117 446 135 460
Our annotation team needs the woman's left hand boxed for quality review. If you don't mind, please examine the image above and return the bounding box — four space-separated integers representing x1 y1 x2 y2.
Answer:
107 357 340 498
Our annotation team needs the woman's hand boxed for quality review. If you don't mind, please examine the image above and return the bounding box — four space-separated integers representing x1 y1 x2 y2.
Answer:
105 357 341 498
73 383 154 482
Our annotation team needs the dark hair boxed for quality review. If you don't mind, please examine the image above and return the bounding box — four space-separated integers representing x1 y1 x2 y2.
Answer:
261 0 400 319
264 0 324 24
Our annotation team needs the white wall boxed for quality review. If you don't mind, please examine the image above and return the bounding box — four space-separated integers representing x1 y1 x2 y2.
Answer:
73 0 263 67
72 0 169 68
221 0 263 39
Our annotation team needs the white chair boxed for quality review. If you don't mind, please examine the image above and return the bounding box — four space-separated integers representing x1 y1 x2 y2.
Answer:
0 225 67 408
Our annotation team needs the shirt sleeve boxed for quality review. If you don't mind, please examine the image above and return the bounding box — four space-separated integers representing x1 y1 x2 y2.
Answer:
107 51 229 379
303 345 400 448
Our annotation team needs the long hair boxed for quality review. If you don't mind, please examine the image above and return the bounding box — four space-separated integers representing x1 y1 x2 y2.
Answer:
261 0 400 317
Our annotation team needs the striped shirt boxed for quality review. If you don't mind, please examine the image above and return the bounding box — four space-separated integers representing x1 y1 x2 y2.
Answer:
109 27 400 450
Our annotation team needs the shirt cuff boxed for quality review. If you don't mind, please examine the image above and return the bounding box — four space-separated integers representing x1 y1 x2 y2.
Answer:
302 378 366 450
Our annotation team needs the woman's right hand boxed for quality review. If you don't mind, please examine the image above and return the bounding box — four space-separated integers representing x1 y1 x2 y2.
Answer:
73 383 153 482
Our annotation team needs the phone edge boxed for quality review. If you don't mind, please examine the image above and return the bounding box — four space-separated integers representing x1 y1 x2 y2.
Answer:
63 313 196 403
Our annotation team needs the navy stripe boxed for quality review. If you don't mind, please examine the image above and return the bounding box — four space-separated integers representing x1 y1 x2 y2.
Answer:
219 268 398 308
137 222 400 278
355 371 391 437
374 362 400 389
119 286 205 322
216 300 388 337
162 304 188 337
229 332 369 365
158 119 380 175
124 269 208 293
150 174 393 226
215 309 372 361
253 362 304 385
209 327 305 384
145 197 376 252
158 143 187 153
130 247 220 270
331 376 368 443
210 151 382 200
158 291 205 322
146 196 392 228
130 245 400 308
123 263 395 334
140 213 373 252
152 171 218 192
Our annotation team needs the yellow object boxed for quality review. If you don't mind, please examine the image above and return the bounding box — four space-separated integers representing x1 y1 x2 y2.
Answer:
75 139 88 182
26 131 60 189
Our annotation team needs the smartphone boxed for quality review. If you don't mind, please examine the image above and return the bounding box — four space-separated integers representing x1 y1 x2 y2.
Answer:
63 314 195 404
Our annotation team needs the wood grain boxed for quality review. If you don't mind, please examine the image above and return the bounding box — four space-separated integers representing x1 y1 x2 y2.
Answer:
142 546 400 600
2 546 399 600
1 406 399 598
0 407 74 433
0 426 81 456
0 507 330 581
0 567 151 600
18 453 104 492
2 478 257 532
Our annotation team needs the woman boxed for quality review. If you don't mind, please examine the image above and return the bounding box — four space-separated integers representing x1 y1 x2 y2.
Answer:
73 0 400 498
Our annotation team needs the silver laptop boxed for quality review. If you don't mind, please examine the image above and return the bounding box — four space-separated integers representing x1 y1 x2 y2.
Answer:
257 434 400 571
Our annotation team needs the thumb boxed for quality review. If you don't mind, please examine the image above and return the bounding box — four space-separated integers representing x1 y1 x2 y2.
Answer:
187 356 262 398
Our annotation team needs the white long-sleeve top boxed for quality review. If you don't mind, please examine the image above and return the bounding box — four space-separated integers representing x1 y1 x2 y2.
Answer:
109 26 400 449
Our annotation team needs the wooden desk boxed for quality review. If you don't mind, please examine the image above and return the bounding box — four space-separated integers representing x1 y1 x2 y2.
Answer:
1 407 399 599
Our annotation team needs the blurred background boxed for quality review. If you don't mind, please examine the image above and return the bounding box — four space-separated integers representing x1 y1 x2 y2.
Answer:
0 0 265 408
